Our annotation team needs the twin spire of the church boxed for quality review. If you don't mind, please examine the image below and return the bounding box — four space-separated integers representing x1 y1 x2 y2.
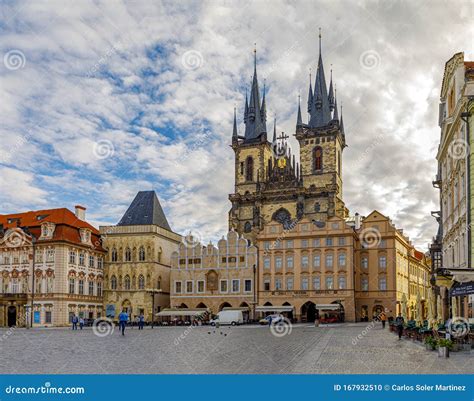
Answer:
233 32 345 143
241 47 267 143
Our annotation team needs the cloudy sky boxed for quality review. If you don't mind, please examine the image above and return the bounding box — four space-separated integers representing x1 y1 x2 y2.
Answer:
0 0 472 250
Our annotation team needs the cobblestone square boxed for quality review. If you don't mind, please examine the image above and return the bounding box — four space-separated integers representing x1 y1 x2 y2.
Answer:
0 323 472 374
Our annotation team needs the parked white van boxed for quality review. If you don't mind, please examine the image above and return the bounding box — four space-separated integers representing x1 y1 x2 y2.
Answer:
210 310 243 326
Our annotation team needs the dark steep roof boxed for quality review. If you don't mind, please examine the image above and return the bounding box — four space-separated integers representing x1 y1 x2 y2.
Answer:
117 191 171 231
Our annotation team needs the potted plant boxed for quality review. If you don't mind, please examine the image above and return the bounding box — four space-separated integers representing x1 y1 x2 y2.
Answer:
437 339 453 358
424 336 436 351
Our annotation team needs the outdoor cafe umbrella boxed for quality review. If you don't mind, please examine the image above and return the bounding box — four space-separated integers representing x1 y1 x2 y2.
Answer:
415 293 422 326
401 293 407 320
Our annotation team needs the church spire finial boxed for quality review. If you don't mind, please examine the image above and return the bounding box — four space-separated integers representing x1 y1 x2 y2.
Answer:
307 68 313 114
297 94 303 127
328 66 335 112
232 107 238 139
319 27 322 54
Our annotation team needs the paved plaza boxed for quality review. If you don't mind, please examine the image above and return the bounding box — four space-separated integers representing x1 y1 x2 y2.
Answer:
0 323 472 374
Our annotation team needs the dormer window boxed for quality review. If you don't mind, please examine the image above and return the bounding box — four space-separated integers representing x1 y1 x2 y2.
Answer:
79 228 92 245
40 223 55 239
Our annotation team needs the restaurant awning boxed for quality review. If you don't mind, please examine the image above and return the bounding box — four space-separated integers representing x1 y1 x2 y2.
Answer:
222 307 250 312
450 281 474 297
255 306 294 313
156 308 209 317
316 304 342 311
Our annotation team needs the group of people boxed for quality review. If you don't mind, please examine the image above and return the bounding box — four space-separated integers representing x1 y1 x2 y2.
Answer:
71 311 145 336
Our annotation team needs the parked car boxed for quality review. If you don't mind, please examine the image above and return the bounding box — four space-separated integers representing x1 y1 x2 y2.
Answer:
210 310 243 326
259 314 285 325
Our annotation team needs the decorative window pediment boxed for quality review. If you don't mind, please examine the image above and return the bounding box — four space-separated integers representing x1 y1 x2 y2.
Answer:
79 228 92 245
40 223 56 239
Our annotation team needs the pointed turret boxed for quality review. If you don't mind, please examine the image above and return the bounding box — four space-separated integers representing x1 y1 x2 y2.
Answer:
328 69 335 112
307 70 313 114
243 46 267 142
297 95 303 127
340 104 345 135
272 118 277 143
232 107 238 142
244 90 249 124
332 87 339 121
309 29 332 128
261 80 267 123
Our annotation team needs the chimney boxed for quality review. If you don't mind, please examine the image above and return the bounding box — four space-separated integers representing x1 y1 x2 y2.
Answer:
354 212 361 230
75 205 86 221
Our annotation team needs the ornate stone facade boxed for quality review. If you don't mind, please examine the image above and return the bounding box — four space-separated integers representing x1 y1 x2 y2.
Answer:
0 206 105 327
170 230 257 319
100 191 181 323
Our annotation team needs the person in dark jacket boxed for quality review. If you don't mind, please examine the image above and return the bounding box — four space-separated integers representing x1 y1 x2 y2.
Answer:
72 315 78 330
118 310 129 336
395 313 404 339
138 314 145 330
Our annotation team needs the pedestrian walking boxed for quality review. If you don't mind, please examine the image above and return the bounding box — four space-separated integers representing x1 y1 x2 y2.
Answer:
138 313 145 330
119 310 129 336
72 315 78 330
381 312 387 329
79 317 84 330
395 313 404 340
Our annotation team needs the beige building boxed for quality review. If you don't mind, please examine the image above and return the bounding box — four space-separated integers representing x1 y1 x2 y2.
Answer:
170 230 258 320
257 217 356 322
0 206 105 327
433 52 474 321
355 211 430 322
100 191 181 322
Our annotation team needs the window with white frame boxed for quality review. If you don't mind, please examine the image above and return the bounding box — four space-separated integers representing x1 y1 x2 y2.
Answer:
379 277 387 291
220 280 228 293
78 279 84 294
275 256 282 269
286 277 293 290
361 256 368 269
286 240 294 249
361 277 368 291
264 279 270 291
275 278 282 290
69 251 76 264
325 254 333 268
197 280 205 293
263 257 270 269
325 276 333 289
186 281 193 293
313 276 321 290
338 253 346 267
89 255 94 268
89 281 94 295
46 249 54 262
338 276 346 289
313 238 320 247
379 255 387 269
97 257 103 269
313 254 321 268
286 255 294 269
301 255 309 269
301 277 309 290
338 237 345 246
326 237 333 246
79 253 85 266
244 279 252 292
301 239 309 248
232 279 240 293
97 281 102 296
175 281 182 294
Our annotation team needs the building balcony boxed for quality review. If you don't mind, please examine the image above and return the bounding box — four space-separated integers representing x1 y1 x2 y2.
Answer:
261 289 353 297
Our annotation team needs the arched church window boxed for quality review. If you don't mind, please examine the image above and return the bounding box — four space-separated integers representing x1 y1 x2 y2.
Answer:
138 275 145 289
111 248 118 262
124 275 130 290
244 222 252 233
246 156 254 181
125 247 131 262
314 147 322 171
139 246 145 261
337 150 341 175
110 275 117 290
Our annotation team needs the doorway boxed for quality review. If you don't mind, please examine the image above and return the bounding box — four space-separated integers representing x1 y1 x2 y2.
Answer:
7 306 17 327
301 301 316 322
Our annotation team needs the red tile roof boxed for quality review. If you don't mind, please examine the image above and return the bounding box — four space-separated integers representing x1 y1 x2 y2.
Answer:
0 208 105 251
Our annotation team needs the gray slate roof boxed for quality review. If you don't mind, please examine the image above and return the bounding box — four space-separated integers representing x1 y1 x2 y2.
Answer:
117 191 171 231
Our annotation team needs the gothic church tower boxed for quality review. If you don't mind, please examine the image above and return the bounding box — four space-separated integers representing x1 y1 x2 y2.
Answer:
229 33 348 242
